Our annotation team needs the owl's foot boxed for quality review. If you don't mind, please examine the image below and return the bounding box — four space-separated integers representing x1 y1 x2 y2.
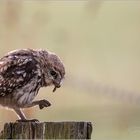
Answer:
39 99 51 109
16 119 39 122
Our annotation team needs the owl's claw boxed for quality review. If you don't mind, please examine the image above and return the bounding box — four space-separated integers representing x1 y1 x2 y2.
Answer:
39 99 51 109
16 119 39 122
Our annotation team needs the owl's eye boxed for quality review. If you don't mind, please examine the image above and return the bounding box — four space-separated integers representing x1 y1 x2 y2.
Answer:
50 70 57 79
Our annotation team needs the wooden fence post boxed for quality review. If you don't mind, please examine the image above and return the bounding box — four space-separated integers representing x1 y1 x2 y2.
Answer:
0 121 92 139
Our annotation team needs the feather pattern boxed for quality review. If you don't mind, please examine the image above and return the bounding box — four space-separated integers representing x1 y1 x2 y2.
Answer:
0 49 39 97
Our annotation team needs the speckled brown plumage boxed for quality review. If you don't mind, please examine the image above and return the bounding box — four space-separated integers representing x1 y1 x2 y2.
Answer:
0 49 65 121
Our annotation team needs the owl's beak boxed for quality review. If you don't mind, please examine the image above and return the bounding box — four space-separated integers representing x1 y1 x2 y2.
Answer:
52 80 61 92
52 76 62 92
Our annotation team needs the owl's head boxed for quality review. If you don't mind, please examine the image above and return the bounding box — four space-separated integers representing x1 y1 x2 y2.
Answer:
39 50 65 92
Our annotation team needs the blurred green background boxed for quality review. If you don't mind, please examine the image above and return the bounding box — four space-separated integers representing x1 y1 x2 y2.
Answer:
0 1 140 140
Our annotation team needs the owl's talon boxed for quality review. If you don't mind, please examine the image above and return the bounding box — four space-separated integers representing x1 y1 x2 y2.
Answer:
16 119 39 122
38 99 51 110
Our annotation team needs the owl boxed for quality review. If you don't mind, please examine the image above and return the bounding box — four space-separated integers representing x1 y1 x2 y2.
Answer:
0 49 65 121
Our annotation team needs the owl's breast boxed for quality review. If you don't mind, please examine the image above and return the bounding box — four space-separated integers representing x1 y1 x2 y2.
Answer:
13 76 41 107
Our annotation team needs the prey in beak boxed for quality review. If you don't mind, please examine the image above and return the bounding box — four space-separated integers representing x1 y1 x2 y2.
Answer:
52 84 61 92
53 86 57 92
50 70 63 92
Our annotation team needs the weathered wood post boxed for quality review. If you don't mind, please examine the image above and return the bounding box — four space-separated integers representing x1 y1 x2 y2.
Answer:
0 121 92 139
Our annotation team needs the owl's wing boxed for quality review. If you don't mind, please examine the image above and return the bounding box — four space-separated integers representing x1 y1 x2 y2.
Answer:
0 51 38 97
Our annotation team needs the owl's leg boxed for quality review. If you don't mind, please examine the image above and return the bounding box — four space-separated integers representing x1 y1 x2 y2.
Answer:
24 99 51 109
14 108 39 122
13 108 26 120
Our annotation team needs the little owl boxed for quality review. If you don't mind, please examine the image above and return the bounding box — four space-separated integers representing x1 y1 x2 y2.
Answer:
0 49 65 121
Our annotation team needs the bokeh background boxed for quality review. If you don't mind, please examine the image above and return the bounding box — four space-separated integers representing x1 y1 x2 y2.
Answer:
0 0 140 140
